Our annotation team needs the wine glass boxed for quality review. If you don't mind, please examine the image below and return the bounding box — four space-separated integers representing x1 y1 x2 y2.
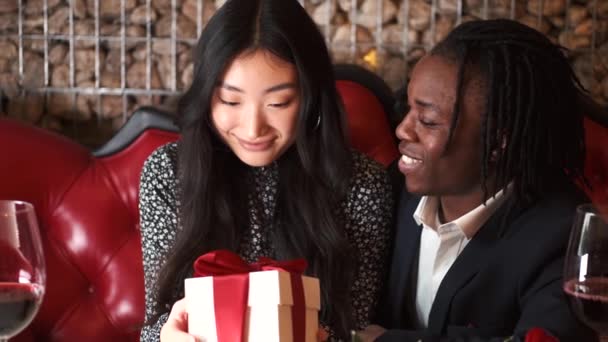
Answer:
0 200 46 341
563 203 608 336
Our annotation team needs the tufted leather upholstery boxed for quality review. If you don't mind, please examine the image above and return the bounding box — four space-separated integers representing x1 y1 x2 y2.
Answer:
1 68 399 341
582 116 608 214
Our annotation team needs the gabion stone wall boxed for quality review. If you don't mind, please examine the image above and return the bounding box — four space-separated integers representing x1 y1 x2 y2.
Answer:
0 0 606 146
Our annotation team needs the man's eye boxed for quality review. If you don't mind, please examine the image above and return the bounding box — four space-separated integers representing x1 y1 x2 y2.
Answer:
419 119 438 127
219 98 239 106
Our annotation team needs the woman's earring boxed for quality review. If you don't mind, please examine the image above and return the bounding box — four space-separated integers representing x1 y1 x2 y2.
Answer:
315 113 321 130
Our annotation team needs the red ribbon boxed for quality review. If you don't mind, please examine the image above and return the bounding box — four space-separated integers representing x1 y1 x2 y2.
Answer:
192 250 309 342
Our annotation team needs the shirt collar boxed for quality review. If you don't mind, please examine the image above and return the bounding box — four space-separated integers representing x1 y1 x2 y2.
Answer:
413 188 508 239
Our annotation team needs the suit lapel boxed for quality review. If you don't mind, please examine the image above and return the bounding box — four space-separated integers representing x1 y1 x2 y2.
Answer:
426 200 518 334
387 192 422 327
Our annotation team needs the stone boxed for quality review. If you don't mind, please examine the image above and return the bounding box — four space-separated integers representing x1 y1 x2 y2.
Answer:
152 0 172 12
593 0 608 19
598 43 608 74
7 93 45 124
312 1 336 26
86 0 138 19
559 31 590 50
182 0 216 29
0 0 17 14
527 0 566 16
126 61 162 89
75 48 106 72
75 94 94 119
155 14 197 38
337 0 362 13
567 5 588 27
0 73 19 98
422 15 454 46
548 15 565 29
465 0 521 19
21 51 45 89
439 0 458 14
178 49 192 72
51 64 69 87
574 18 593 36
0 14 17 32
126 24 146 37
101 70 122 88
156 55 177 89
130 5 158 25
0 40 17 60
602 76 608 101
74 0 87 19
74 19 96 37
76 69 94 85
381 24 420 52
332 11 348 26
152 40 189 56
47 93 74 119
332 24 374 46
23 39 47 52
49 7 69 34
517 14 552 35
382 56 408 90
49 44 68 65
39 115 63 132
24 0 62 15
180 61 194 89
100 95 124 118
131 44 148 61
399 0 431 31
101 22 119 36
131 94 163 109
355 0 398 29
0 58 9 73
104 48 133 73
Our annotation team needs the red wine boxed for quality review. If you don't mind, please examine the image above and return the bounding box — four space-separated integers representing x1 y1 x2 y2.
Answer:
0 282 43 337
564 277 608 334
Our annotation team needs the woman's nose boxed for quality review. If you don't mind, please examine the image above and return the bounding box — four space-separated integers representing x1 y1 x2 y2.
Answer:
243 106 267 139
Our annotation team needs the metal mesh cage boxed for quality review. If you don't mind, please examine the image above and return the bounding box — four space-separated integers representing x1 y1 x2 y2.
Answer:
0 0 606 146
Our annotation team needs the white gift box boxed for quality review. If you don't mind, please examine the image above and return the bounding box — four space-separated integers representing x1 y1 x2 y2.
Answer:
185 270 321 342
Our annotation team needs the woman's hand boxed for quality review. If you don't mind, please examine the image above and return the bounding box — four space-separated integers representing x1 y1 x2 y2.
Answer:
160 298 199 342
317 326 329 341
160 298 329 342
356 324 386 342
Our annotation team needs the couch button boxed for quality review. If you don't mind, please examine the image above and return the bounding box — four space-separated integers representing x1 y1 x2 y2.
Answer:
88 286 95 294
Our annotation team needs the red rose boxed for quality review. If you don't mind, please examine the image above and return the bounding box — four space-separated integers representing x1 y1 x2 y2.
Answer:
525 328 559 342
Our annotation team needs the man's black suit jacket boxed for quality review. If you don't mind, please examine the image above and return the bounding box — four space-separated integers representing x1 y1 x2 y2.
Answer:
374 187 597 341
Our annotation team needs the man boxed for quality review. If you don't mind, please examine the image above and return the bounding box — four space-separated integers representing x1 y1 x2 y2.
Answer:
361 19 598 341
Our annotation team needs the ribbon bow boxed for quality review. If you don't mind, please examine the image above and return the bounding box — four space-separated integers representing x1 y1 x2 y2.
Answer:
193 249 308 277
191 250 309 342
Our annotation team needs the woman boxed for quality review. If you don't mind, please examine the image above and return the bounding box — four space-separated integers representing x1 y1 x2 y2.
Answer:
138 0 393 341
359 19 596 341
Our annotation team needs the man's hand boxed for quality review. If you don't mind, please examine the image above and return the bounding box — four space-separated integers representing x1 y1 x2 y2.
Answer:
356 324 387 342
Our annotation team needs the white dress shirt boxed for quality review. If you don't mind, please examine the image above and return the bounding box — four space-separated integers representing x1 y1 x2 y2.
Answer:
413 190 506 328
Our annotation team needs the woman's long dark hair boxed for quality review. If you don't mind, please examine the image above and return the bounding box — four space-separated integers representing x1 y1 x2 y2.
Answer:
430 19 586 207
151 0 355 337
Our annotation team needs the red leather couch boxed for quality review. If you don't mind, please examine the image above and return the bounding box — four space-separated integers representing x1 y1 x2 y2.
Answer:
0 65 399 341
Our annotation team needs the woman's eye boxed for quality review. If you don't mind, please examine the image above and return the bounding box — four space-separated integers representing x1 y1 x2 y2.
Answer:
268 101 291 108
219 98 239 106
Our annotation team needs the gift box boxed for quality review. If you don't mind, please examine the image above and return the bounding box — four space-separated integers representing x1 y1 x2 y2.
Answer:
185 250 321 342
